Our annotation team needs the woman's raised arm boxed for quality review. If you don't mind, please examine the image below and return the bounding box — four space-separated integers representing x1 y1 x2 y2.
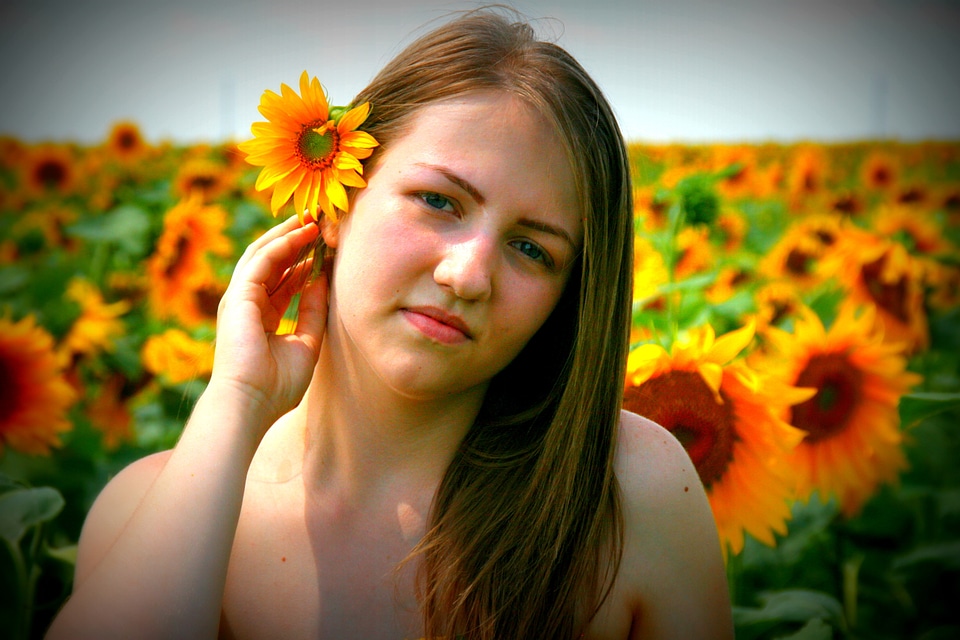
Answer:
46 217 327 639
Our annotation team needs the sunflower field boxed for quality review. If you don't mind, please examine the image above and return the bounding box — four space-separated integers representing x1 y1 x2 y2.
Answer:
1 123 958 639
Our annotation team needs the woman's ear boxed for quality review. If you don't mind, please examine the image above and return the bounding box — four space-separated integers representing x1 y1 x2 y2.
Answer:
321 216 340 249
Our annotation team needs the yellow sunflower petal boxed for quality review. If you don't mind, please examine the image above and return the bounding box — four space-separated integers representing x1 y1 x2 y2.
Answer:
337 102 371 132
324 171 350 213
340 130 380 149
338 169 367 189
271 170 305 214
708 320 755 365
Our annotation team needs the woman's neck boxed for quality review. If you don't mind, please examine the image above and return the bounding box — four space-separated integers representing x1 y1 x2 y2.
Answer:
295 325 485 507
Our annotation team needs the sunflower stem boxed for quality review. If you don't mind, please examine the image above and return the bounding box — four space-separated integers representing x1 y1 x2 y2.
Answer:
842 552 863 631
724 544 743 606
664 198 686 346
3 535 29 640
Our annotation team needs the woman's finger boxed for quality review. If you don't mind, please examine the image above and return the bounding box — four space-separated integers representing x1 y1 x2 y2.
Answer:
234 215 307 273
239 222 319 292
292 269 328 355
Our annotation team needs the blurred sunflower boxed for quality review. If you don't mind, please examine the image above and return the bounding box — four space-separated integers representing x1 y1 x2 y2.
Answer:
787 146 829 206
748 280 805 334
762 305 922 516
623 322 811 556
632 235 669 308
633 185 668 231
859 150 899 192
173 156 233 202
238 70 379 223
828 189 866 217
85 374 135 450
706 265 751 304
895 183 930 207
819 227 929 353
925 261 960 311
12 204 79 251
711 144 761 200
146 193 233 322
22 144 77 198
872 204 951 256
759 219 837 290
58 278 130 364
715 207 747 252
175 277 229 329
141 329 214 384
0 315 77 455
107 121 148 163
673 225 714 280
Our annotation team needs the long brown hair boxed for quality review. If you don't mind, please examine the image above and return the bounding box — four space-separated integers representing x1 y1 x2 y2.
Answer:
347 7 634 637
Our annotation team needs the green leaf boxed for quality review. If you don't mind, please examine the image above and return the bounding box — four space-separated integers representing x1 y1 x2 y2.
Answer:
65 204 152 255
0 264 30 296
735 589 845 627
45 544 78 565
892 541 960 573
776 617 833 640
900 392 960 429
0 487 65 545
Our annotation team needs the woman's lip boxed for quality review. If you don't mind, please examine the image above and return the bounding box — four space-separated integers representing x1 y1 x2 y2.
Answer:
402 306 473 343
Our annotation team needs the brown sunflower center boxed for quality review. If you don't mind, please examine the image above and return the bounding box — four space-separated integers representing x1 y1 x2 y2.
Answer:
164 235 192 279
298 121 340 168
0 348 21 425
790 353 863 442
786 248 814 276
36 160 68 189
117 131 139 150
861 254 909 321
622 370 737 487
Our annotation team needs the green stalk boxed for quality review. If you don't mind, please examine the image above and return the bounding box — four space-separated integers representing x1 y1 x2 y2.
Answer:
3 537 28 640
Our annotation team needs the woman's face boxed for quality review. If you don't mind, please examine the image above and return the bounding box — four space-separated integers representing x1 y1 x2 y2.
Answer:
326 91 582 401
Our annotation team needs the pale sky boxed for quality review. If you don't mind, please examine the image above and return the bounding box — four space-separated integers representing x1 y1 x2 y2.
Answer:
1 0 958 144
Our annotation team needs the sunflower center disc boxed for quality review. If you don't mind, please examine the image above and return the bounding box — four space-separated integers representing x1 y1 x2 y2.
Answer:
298 123 338 167
791 353 863 442
622 370 737 487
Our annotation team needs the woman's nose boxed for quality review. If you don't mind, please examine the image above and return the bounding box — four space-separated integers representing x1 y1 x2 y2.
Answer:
433 233 495 302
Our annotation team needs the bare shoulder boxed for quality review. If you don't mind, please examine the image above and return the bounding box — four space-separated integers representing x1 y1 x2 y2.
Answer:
613 410 734 639
74 450 172 586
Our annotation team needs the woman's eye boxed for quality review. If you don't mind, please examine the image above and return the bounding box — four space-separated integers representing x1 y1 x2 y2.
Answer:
511 239 552 266
419 192 456 213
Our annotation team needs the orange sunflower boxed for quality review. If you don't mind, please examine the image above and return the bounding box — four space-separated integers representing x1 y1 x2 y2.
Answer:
859 150 899 192
22 144 78 198
106 120 148 163
748 279 805 335
146 193 233 322
173 156 233 202
238 71 379 223
0 315 77 455
787 146 829 206
85 374 135 450
141 329 215 384
761 305 922 516
623 322 812 556
58 278 131 364
818 226 929 353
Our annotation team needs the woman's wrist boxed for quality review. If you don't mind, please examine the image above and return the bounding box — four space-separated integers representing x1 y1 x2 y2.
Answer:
184 377 284 461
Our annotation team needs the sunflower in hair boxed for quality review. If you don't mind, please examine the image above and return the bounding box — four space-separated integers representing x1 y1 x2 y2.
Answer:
239 71 379 224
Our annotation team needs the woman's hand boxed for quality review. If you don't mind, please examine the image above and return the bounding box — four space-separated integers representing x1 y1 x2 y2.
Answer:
211 215 328 432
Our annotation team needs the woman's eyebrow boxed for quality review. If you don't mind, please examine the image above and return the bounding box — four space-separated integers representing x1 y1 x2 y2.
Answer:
414 162 485 205
413 162 578 251
517 218 578 252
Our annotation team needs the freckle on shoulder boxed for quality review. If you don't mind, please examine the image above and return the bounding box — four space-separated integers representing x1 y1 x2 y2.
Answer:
616 409 696 495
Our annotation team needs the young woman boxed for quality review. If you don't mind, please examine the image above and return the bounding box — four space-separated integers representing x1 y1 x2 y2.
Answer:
47 8 732 639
